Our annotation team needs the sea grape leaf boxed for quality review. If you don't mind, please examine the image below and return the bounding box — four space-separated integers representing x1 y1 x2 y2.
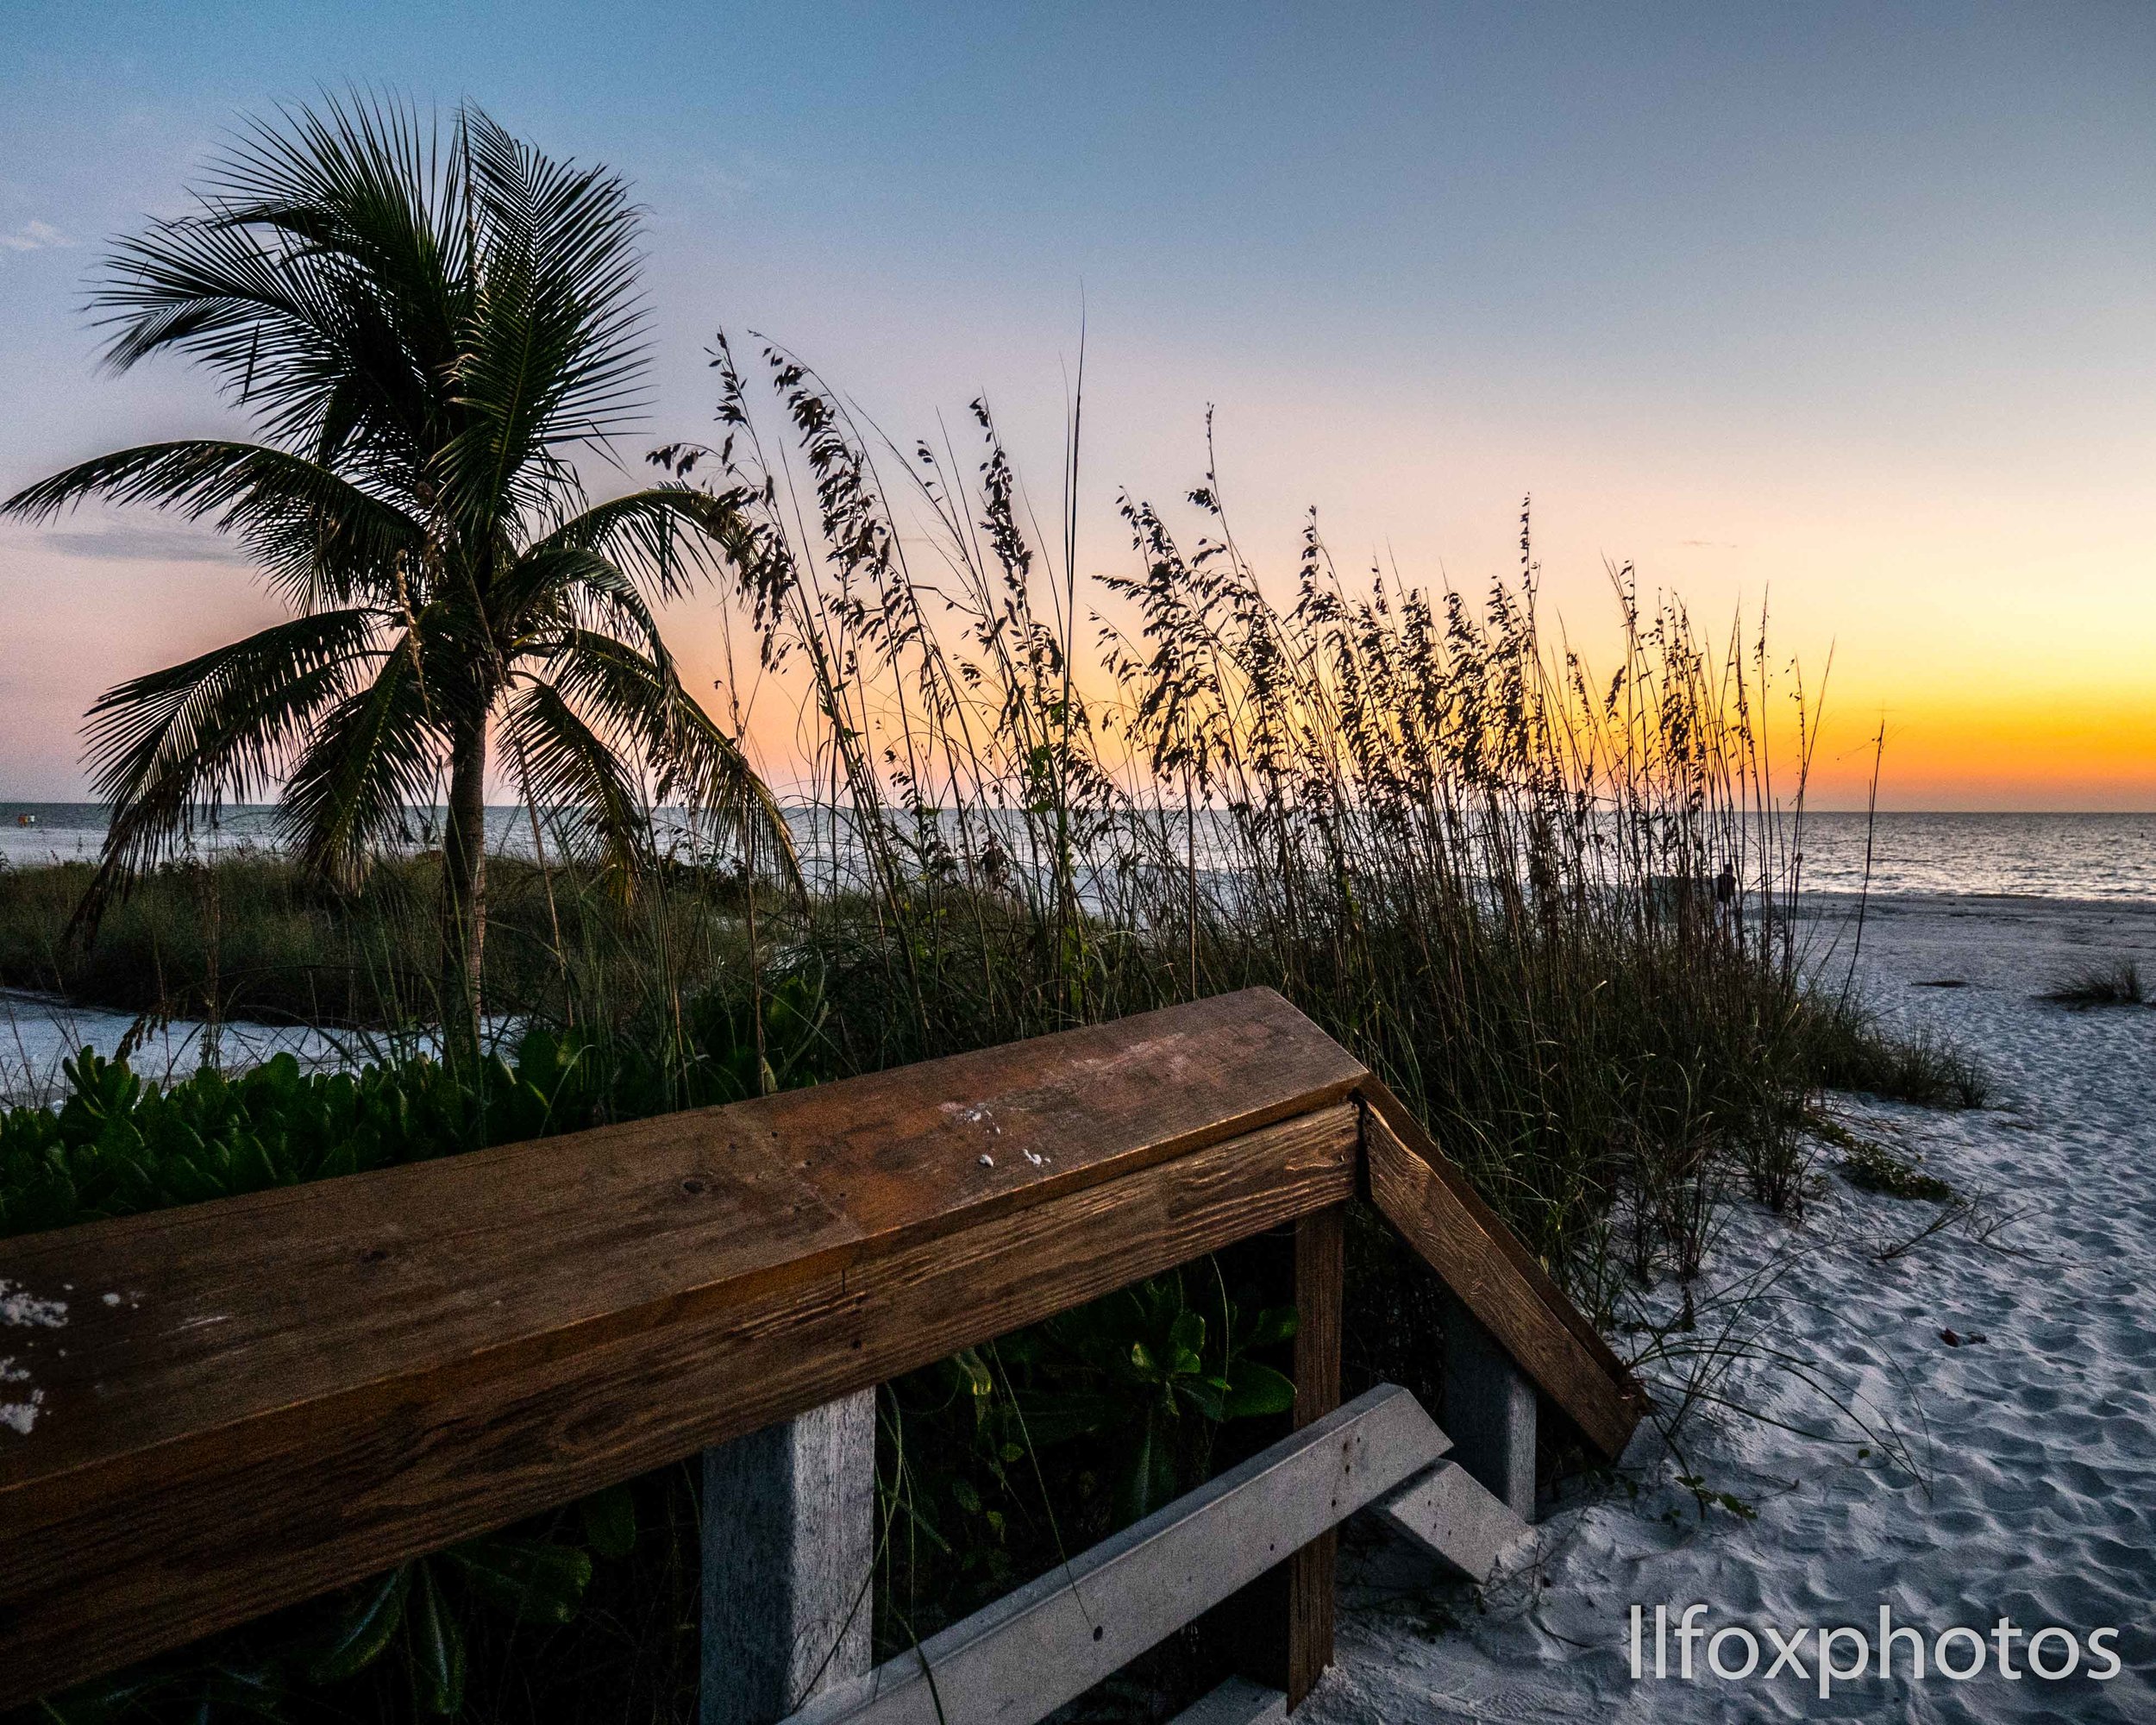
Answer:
306 1564 411 1684
408 1561 467 1716
1221 1360 1297 1420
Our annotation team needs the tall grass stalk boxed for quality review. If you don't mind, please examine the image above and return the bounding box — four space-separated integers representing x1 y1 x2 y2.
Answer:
655 338 1848 1311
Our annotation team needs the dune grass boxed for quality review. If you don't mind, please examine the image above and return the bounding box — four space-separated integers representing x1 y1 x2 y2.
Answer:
1802 995 1990 1109
1810 1115 1957 1203
2040 958 2147 1009
0 348 1984 1725
0 848 756 1034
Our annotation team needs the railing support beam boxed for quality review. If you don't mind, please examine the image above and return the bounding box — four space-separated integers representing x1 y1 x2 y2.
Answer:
1221 1203 1344 1709
1443 1303 1536 1523
782 1385 1445 1725
703 1389 878 1725
1285 1204 1345 1703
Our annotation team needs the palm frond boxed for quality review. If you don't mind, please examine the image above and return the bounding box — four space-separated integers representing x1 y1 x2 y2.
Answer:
492 544 670 662
501 677 652 881
93 94 469 488
436 110 648 540
73 610 385 929
538 631 800 886
531 485 750 603
2 441 423 610
279 631 449 888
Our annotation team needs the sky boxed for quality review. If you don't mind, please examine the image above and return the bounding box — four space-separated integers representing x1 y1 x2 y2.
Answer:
1 2 2151 809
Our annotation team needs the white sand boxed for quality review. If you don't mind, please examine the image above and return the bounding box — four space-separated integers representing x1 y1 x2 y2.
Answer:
0 988 360 1106
1311 893 2156 1721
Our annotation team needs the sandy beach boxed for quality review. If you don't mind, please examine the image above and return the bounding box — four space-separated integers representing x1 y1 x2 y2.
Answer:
1312 892 2156 1722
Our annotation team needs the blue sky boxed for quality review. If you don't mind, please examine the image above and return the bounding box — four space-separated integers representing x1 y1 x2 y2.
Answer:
3 3 2153 804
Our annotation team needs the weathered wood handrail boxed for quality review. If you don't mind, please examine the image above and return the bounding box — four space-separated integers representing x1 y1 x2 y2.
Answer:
0 988 1645 1709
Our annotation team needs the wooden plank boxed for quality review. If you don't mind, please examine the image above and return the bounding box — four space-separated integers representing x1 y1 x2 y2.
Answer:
1218 1204 1344 1709
0 989 1361 1510
0 1103 1361 1707
1360 1094 1648 1460
1370 1458 1531 1582
1285 1204 1344 1707
782 1385 1447 1725
0 990 1654 1710
1444 1302 1537 1521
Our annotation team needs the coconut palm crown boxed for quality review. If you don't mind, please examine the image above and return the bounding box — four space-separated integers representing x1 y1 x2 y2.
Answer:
3 97 792 1049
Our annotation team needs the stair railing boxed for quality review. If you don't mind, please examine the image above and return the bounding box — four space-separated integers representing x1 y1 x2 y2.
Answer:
0 988 1645 1718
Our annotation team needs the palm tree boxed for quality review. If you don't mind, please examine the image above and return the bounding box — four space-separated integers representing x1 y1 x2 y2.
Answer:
3 97 793 1058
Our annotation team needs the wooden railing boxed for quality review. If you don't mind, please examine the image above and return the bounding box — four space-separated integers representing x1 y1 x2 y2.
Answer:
0 988 1645 1716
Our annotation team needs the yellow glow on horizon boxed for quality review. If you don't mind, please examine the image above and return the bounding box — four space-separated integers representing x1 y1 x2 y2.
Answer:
658 584 2156 817
1807 693 2156 811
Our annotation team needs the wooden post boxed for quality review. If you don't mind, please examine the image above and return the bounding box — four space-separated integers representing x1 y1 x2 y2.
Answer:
1443 1302 1536 1523
1219 1207 1347 1708
1283 1204 1345 1705
701 1389 878 1725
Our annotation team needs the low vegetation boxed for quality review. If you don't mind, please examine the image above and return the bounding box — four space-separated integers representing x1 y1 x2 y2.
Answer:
0 849 751 1032
1812 1115 1957 1203
2040 958 2147 1009
1804 997 1990 1109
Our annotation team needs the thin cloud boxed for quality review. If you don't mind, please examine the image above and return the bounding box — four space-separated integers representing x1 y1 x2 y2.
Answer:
686 151 785 204
1677 538 1738 549
40 524 248 565
0 220 75 254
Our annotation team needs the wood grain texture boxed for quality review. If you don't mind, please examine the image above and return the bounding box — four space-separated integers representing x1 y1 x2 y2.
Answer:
1219 1202 1346 1709
1 989 1363 1504
1286 1205 1345 1708
1 1107 1357 1703
0 989 1651 1709
701 1389 877 1725
0 990 1363 1709
1360 1094 1649 1460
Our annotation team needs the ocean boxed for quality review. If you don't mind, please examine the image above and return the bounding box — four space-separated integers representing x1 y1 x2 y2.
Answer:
1789 811 2156 901
4 805 2153 900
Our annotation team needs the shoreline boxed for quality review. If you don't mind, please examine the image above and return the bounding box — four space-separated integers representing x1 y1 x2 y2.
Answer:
6 808 2156 906
1800 887 2156 912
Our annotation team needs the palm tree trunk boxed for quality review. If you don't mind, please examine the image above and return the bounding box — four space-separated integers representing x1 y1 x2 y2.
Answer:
442 712 489 1066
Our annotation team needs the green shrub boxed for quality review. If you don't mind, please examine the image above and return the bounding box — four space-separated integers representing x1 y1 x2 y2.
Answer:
1813 1116 1956 1202
0 852 757 1032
